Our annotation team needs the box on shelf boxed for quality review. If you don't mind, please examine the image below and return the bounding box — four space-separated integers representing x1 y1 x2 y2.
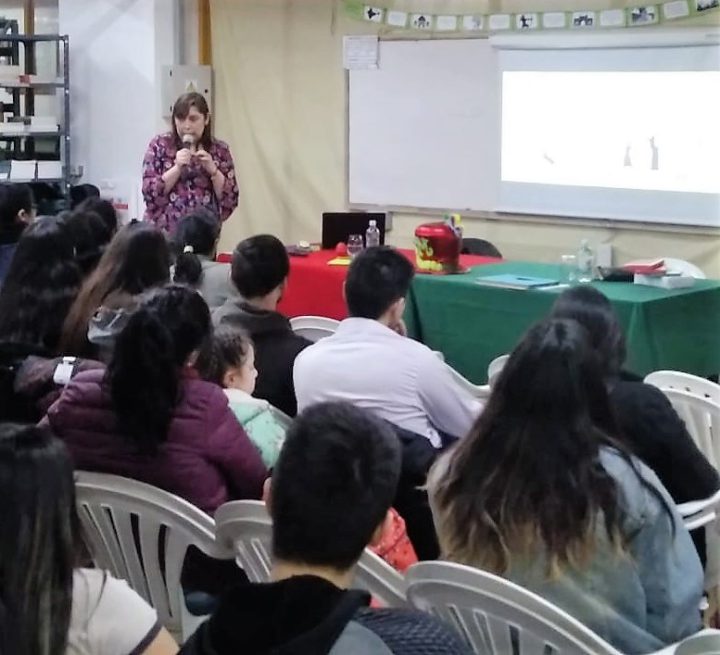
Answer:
37 161 62 179
9 160 37 180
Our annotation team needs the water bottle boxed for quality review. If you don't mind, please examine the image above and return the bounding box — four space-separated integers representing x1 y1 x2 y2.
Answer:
576 239 595 283
365 219 381 248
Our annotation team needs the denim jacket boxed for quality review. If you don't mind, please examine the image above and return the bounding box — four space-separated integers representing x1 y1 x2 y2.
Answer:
429 448 704 654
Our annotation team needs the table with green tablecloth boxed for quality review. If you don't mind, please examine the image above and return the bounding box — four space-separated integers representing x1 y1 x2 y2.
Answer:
405 261 720 384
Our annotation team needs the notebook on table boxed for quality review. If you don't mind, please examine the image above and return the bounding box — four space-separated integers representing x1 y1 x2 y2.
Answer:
475 274 559 290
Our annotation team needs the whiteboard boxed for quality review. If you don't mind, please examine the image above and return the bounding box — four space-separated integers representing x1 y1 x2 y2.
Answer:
348 39 499 212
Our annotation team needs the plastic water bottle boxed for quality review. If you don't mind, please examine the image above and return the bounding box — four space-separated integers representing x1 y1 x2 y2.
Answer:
576 239 595 283
365 219 381 248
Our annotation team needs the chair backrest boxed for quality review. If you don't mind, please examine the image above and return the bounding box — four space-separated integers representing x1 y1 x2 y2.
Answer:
444 362 491 400
645 370 720 405
658 389 720 470
290 315 340 342
461 238 502 258
405 561 622 655
75 472 232 636
487 354 509 387
214 500 407 606
660 257 706 279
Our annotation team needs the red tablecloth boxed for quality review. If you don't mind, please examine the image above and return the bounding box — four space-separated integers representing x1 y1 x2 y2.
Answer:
267 249 501 320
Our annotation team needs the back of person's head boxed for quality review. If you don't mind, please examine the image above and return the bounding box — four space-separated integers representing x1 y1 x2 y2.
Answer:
0 423 79 655
270 402 401 571
76 197 118 237
0 182 35 231
196 323 253 389
345 246 414 320
61 208 114 276
109 284 211 453
60 222 170 355
0 217 82 353
69 183 100 209
550 286 627 379
231 234 288 299
173 208 222 287
432 318 625 576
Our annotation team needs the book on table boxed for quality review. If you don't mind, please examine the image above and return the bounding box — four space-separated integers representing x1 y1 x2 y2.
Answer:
475 273 559 290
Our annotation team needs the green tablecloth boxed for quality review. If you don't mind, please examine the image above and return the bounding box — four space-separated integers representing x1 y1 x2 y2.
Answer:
405 261 720 384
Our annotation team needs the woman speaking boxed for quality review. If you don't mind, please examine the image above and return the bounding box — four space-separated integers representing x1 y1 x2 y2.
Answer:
142 92 239 234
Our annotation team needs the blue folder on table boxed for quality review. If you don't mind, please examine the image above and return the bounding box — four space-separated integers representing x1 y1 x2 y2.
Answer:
475 273 559 290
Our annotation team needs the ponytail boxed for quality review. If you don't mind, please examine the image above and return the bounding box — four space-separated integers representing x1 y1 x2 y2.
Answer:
107 285 211 453
173 246 203 286
109 309 178 452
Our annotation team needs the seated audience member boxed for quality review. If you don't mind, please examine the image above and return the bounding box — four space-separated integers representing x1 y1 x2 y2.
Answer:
0 182 34 286
429 318 703 654
62 207 115 277
197 324 287 468
549 286 718 505
294 246 481 448
180 402 472 655
173 208 235 310
77 196 119 238
60 222 171 360
0 423 177 655
213 235 310 416
0 217 84 421
45 284 266 515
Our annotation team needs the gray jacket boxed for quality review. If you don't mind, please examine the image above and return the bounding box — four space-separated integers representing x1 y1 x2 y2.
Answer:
429 447 704 654
196 256 238 311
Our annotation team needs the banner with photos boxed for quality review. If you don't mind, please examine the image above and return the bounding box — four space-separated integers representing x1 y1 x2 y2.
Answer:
343 0 719 32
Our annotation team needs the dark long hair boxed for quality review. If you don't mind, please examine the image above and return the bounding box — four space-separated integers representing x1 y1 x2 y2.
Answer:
550 286 627 380
431 318 627 576
60 222 170 356
0 217 82 354
0 182 34 244
171 92 212 150
62 208 114 277
173 209 221 286
108 285 211 453
0 423 80 655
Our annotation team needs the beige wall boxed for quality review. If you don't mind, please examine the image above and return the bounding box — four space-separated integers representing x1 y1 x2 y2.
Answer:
211 0 720 275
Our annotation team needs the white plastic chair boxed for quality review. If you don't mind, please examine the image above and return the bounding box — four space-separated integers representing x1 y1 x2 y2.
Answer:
75 472 233 641
645 371 720 405
487 354 509 387
405 561 622 655
657 389 720 471
289 315 340 342
659 258 706 279
445 363 491 400
214 500 407 607
678 489 720 532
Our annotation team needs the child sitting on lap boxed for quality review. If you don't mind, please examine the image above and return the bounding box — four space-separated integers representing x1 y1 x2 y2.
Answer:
198 325 286 467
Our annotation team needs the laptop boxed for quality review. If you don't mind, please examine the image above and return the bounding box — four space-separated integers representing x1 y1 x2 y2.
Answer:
321 212 387 250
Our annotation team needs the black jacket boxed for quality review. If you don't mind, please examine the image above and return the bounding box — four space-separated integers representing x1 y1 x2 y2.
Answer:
179 575 472 655
610 380 719 505
212 300 311 416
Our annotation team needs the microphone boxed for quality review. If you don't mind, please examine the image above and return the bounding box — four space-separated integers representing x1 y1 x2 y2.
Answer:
182 133 196 152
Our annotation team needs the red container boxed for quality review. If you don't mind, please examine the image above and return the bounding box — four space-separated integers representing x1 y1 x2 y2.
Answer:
414 221 462 274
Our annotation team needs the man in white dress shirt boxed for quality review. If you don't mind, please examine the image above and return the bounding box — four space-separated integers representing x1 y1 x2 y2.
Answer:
293 247 482 448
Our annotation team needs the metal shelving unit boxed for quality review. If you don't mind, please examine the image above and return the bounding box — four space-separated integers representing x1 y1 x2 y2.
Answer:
0 27 70 209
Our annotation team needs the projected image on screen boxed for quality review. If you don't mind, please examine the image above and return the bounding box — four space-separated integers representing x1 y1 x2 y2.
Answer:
501 71 720 194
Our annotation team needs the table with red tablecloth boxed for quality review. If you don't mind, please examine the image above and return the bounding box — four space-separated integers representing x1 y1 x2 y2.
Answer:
275 249 499 320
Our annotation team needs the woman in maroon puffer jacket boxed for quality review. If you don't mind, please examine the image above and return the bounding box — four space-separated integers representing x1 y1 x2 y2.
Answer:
43 284 267 515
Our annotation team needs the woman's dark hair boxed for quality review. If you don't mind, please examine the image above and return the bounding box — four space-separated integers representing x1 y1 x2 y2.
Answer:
550 286 627 379
171 92 212 150
69 183 100 209
76 197 118 237
60 222 170 356
0 217 82 354
0 423 80 655
61 208 114 276
173 209 221 286
108 284 212 452
432 318 634 577
196 324 253 386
